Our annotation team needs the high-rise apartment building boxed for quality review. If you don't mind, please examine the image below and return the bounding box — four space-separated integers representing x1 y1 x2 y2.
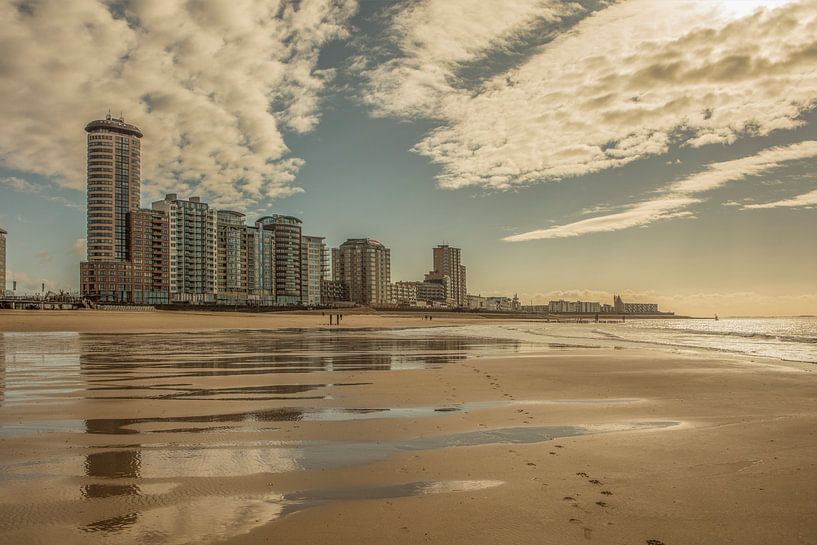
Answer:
432 244 466 307
0 227 6 293
332 238 390 306
256 215 303 305
216 211 259 304
81 116 171 304
152 195 218 303
85 114 142 262
301 235 328 305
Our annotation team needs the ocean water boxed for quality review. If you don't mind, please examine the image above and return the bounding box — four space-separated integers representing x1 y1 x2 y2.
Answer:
394 317 817 364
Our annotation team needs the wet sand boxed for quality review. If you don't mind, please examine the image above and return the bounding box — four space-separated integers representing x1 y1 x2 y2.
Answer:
0 325 815 544
0 309 499 333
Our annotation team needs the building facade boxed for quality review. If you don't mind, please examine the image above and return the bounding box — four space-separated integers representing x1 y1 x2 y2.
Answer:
466 294 487 310
321 279 349 304
80 208 170 304
332 238 390 306
216 211 258 304
417 271 452 305
387 281 419 306
613 295 660 314
548 300 602 313
84 114 142 262
301 235 328 305
432 244 466 307
256 215 303 305
152 195 218 303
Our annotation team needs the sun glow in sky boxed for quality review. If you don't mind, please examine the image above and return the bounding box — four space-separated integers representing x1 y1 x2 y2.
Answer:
0 0 815 315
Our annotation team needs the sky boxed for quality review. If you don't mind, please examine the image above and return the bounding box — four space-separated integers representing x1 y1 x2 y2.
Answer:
0 0 816 316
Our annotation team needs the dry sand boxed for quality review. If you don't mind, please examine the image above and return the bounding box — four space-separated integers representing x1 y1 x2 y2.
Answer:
0 312 815 545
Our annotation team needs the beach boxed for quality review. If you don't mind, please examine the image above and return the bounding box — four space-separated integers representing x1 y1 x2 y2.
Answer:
0 311 815 544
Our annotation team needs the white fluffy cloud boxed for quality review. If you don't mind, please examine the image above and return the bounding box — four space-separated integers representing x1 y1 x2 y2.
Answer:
362 0 817 190
360 0 579 119
0 0 356 208
504 140 817 241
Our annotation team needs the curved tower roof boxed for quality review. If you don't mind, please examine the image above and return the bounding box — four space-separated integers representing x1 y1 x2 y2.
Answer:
85 114 143 138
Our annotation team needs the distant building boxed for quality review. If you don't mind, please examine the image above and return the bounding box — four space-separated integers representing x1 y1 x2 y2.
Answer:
320 279 349 304
153 194 218 303
466 294 487 310
549 300 601 313
417 271 453 305
332 238 390 306
387 281 419 306
432 244 467 307
613 294 660 314
0 227 5 293
417 279 449 304
486 296 520 312
301 235 328 305
624 302 660 314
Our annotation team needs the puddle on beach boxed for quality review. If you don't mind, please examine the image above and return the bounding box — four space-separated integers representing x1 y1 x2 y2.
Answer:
3 421 678 482
0 398 642 437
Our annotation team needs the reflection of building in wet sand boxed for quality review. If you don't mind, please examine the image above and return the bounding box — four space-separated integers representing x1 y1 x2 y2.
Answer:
0 334 4 406
78 336 144 533
0 332 83 407
72 332 520 404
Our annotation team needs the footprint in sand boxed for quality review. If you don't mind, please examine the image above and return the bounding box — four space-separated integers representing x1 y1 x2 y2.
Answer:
645 540 666 545
576 472 589 478
601 490 613 496
588 479 602 485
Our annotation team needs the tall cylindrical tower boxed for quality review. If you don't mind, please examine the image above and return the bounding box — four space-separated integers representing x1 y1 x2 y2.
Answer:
84 114 142 261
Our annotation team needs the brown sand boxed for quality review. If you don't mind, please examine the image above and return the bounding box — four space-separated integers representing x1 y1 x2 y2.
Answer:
0 315 815 545
0 308 496 333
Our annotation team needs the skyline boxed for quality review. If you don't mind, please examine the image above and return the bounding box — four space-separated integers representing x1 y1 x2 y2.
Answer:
1 0 816 316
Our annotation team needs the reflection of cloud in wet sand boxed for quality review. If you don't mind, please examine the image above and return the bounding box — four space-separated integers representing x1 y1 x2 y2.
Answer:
82 492 288 543
79 480 503 543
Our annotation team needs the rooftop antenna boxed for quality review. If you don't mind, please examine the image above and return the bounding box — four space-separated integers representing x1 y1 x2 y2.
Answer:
106 108 111 120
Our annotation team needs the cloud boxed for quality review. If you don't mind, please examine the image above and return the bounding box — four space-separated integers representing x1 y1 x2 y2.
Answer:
361 0 817 190
1 176 82 209
359 0 580 119
72 238 87 258
742 188 817 209
0 0 357 209
504 140 817 241
504 197 698 241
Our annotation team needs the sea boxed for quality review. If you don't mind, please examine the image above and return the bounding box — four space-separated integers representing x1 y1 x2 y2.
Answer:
392 317 817 364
